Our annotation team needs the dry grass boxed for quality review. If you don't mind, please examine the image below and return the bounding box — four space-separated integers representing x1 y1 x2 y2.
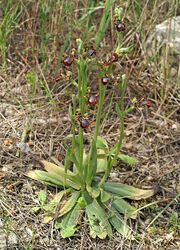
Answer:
0 0 180 249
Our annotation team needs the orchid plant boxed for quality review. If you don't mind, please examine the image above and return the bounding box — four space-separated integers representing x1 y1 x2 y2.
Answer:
28 7 154 239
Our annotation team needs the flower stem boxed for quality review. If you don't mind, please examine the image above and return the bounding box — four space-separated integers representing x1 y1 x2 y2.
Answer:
99 75 126 187
93 83 106 142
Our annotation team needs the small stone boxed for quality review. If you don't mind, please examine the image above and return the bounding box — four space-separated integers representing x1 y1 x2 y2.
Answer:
146 176 153 181
7 232 18 246
172 124 177 130
171 68 177 77
2 164 13 172
110 172 118 179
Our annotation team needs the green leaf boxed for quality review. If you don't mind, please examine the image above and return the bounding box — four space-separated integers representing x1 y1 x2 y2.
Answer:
109 206 133 239
96 149 108 173
28 168 80 190
41 160 72 176
28 170 64 187
97 156 107 173
77 196 86 208
96 136 109 149
59 191 81 217
86 199 112 239
100 190 111 203
86 185 100 198
61 226 76 238
38 190 47 205
118 45 134 54
40 160 81 190
112 197 138 219
43 190 69 212
103 182 154 200
55 203 82 238
31 206 41 213
110 148 138 166
118 154 138 165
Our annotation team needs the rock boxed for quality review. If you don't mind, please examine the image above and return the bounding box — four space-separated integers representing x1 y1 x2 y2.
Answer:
0 103 16 117
0 220 7 250
171 67 178 77
0 219 18 249
7 232 18 246
146 16 180 55
155 16 180 51
110 172 119 181
2 164 14 172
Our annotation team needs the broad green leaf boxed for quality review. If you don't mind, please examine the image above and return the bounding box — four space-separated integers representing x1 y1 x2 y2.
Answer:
40 161 81 190
55 203 82 238
41 160 73 176
42 190 69 223
38 190 47 205
28 170 64 187
103 182 154 200
59 191 81 217
109 206 133 239
100 190 111 203
97 157 107 173
109 148 138 166
43 190 69 212
96 149 108 173
86 185 100 198
118 154 138 165
86 199 112 239
96 136 109 149
28 168 80 190
112 197 138 219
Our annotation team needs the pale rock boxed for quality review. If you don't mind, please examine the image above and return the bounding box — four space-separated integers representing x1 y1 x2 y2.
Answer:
155 16 180 51
171 67 178 77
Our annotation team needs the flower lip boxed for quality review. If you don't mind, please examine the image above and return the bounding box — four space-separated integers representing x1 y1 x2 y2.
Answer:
114 20 126 32
141 100 153 108
101 75 114 85
62 55 74 66
86 47 96 57
109 52 119 63
88 94 98 106
78 116 90 129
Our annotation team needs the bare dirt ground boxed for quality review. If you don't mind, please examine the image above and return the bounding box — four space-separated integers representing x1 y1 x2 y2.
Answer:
0 61 179 249
0 1 180 249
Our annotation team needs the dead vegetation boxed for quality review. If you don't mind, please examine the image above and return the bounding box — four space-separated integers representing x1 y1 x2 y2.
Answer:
0 0 179 249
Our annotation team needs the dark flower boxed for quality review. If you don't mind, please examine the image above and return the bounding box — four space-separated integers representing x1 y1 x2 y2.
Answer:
62 55 74 66
114 20 126 32
88 94 98 106
86 47 96 57
78 116 90 129
101 75 114 85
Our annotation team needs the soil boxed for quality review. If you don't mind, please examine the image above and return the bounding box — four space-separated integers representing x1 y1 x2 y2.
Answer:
0 1 180 249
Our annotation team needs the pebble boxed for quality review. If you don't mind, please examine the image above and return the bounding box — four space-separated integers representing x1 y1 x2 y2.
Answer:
171 68 177 77
0 219 18 249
